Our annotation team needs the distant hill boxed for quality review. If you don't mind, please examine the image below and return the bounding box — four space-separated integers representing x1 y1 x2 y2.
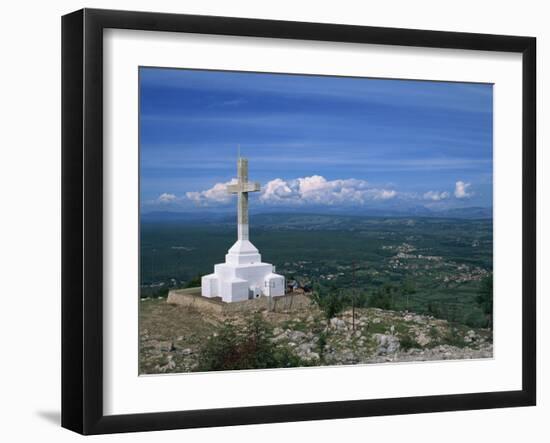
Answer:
141 211 232 223
141 206 493 224
432 207 493 219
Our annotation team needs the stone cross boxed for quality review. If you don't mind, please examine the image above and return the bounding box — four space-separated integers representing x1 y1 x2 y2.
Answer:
226 158 260 241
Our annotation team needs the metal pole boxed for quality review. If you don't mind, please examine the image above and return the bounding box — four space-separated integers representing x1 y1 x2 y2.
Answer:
352 261 356 331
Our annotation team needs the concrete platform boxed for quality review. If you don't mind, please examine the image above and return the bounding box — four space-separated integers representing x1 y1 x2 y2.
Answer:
166 287 312 314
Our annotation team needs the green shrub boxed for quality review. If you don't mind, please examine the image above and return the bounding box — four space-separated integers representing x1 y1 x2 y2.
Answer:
463 310 489 329
441 327 467 348
316 330 328 362
399 334 421 351
365 321 388 334
367 285 397 310
185 274 203 288
196 314 306 371
311 284 347 321
476 274 493 329
428 326 439 340
139 285 171 299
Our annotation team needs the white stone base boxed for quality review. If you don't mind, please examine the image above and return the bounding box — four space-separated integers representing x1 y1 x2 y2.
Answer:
201 240 285 302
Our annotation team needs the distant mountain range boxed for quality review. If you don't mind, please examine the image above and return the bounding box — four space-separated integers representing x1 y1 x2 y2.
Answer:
141 206 493 223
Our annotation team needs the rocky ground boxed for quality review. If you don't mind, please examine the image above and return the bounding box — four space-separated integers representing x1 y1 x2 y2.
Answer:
139 297 492 374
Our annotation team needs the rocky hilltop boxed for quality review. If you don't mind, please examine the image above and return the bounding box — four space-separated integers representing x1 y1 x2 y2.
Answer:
140 296 492 374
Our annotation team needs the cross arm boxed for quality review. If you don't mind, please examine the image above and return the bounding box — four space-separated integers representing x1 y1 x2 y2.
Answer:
227 182 261 194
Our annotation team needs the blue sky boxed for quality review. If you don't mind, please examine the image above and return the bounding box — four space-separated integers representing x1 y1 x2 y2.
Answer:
139 67 493 214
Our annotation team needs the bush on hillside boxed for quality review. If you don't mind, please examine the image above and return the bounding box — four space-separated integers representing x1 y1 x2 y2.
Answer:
196 314 306 371
311 284 347 321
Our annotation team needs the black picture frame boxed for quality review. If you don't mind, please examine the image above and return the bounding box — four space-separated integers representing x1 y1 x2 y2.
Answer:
61 8 536 435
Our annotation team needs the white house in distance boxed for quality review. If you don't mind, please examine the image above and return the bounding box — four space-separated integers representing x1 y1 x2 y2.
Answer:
201 157 285 302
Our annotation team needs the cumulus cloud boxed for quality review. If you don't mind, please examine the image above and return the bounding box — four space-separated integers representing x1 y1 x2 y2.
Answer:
454 181 473 199
376 189 397 200
157 193 178 203
423 190 450 201
186 179 237 205
185 175 397 206
262 178 294 202
260 175 396 205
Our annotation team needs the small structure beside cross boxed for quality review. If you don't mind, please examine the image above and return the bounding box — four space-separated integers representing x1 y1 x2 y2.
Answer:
201 156 285 302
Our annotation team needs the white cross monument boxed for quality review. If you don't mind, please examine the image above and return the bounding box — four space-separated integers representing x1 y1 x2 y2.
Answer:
201 157 285 302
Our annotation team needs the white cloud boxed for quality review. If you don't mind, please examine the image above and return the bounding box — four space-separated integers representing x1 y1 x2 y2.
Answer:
375 189 397 200
261 178 294 202
186 179 237 205
157 193 178 203
423 190 450 201
454 181 473 199
185 175 397 206
260 175 396 205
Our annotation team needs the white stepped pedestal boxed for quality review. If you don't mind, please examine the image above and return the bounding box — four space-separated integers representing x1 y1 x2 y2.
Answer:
200 157 285 302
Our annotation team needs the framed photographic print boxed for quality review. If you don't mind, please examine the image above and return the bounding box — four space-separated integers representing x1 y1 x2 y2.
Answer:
61 8 536 435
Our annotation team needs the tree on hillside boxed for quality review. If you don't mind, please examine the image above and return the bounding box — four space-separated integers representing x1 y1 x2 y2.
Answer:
185 274 203 288
368 283 397 310
476 274 493 329
401 280 417 311
311 283 347 322
196 314 305 371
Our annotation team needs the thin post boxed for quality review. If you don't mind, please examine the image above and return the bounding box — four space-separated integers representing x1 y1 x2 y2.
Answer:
352 261 356 331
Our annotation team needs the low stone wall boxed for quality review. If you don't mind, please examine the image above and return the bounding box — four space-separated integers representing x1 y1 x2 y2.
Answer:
223 292 312 314
166 288 224 314
167 287 312 314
